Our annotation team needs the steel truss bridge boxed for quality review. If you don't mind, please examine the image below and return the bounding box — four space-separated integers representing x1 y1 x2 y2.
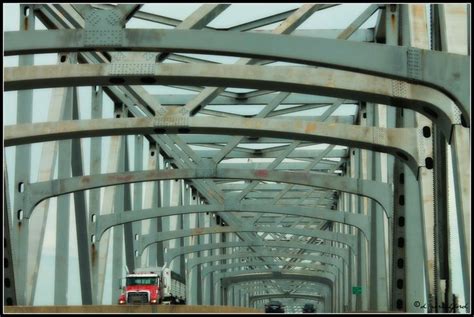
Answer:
3 3 471 313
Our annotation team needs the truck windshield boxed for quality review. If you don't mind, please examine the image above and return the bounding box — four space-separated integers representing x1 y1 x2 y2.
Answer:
126 277 157 286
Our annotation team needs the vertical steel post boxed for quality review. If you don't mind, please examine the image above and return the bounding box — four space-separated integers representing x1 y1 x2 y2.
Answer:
145 143 159 266
438 3 470 308
236 285 241 306
111 104 126 304
133 135 143 268
71 87 94 304
94 134 122 303
402 5 435 312
384 5 400 307
54 82 72 305
215 228 223 305
430 5 450 312
89 86 103 248
4 162 17 306
209 209 216 305
161 160 172 270
351 148 362 311
178 180 185 276
202 205 211 305
196 206 204 305
367 103 389 310
449 127 471 305
12 4 35 305
391 113 407 312
123 136 135 271
401 109 429 313
155 150 164 267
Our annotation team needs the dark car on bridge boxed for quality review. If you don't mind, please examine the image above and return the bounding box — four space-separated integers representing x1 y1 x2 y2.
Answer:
265 301 285 313
302 303 316 313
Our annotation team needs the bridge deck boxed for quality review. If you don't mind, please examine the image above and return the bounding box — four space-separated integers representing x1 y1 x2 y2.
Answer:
4 305 263 314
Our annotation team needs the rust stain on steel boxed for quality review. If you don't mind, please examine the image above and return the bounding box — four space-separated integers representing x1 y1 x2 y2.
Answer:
410 5 429 48
23 17 28 31
192 228 204 235
255 170 268 178
305 122 317 134
81 176 91 184
108 174 136 183
390 14 396 31
91 244 97 266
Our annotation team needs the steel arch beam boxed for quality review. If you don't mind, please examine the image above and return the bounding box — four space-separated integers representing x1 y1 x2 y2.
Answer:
92 202 370 241
195 255 339 278
5 29 469 118
219 270 333 289
4 63 462 140
20 168 392 220
137 225 356 255
240 281 326 293
163 240 349 265
249 293 324 305
4 113 428 176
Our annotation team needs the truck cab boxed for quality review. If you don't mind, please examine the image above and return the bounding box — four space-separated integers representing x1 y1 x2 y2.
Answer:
118 272 160 304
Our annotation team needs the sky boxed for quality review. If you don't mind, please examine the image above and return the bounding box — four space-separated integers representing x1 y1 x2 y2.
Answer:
3 3 467 312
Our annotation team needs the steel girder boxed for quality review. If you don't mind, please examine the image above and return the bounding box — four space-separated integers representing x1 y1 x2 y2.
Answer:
154 93 357 106
137 225 356 255
163 240 349 265
4 62 462 142
191 253 340 277
219 270 333 290
5 29 469 121
200 261 338 279
18 168 392 220
5 112 430 176
92 203 369 241
240 281 326 293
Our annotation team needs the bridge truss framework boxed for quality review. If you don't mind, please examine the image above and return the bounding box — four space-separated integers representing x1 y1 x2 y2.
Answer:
3 3 470 313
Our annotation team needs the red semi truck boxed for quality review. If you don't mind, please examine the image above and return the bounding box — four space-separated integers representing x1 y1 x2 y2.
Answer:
118 267 185 305
118 270 161 304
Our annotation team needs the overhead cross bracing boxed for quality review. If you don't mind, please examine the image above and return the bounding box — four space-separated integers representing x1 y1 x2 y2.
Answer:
3 3 470 314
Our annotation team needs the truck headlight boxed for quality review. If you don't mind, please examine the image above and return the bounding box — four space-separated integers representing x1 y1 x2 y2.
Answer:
151 299 157 303
119 300 125 304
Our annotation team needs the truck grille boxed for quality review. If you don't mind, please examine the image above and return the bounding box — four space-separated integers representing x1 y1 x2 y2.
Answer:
127 292 149 304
